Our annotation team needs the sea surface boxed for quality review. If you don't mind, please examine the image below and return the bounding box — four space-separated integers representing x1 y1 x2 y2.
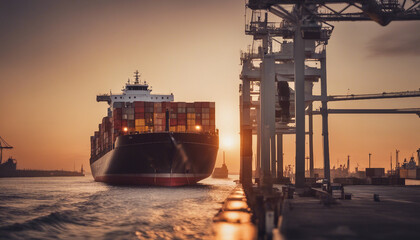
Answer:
0 175 238 240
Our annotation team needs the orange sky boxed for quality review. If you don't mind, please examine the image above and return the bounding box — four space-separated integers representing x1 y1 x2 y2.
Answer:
0 0 419 173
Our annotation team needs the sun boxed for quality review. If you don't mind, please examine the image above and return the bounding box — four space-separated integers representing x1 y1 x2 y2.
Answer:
221 135 234 149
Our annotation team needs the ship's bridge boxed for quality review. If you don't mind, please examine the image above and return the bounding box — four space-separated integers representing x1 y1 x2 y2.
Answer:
97 71 174 104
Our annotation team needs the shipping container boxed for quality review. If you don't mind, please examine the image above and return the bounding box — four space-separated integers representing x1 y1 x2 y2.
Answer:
135 113 145 119
134 101 145 108
135 119 145 126
92 101 217 159
134 107 144 113
187 113 195 119
154 102 162 108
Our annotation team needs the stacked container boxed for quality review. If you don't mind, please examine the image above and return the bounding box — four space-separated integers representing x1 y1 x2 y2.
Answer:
91 101 216 160
90 117 112 159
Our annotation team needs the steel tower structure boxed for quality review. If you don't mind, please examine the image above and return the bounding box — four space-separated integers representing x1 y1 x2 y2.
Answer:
239 0 420 189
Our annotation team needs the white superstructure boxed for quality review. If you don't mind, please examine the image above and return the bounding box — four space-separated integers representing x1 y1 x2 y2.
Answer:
108 71 174 104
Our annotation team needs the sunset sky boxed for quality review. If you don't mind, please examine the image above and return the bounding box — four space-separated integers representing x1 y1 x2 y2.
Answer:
0 0 419 174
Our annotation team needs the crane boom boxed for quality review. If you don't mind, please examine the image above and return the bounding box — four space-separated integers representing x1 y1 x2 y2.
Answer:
0 136 13 164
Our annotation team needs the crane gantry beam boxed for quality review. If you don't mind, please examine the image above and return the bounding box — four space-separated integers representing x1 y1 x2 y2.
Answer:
248 0 420 26
308 90 420 102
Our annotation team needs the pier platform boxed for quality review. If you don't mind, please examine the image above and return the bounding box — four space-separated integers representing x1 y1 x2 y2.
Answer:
279 185 420 240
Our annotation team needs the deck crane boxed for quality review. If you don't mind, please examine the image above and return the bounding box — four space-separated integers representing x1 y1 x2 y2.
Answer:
0 136 13 164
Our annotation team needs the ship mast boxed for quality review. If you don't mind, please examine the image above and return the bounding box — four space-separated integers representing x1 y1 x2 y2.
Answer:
134 70 140 84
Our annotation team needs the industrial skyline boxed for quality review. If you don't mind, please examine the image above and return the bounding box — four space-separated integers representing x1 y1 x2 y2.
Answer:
0 0 419 173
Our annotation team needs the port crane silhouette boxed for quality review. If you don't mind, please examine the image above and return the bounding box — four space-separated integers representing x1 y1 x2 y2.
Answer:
248 0 420 26
240 0 420 188
0 136 13 164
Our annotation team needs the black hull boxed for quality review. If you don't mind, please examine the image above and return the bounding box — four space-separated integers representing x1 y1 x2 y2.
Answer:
90 132 219 186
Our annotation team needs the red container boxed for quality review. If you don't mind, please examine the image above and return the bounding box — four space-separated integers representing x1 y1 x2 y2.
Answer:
144 107 153 113
135 113 145 119
210 108 215 114
114 118 122 124
178 118 186 125
170 119 177 126
202 102 210 108
134 101 145 108
177 113 186 119
162 101 169 108
194 102 202 108
135 107 144 113
195 119 202 125
171 102 178 108
195 108 201 113
186 103 194 108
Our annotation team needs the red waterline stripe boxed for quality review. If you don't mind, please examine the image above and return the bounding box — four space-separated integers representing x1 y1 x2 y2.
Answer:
95 175 206 186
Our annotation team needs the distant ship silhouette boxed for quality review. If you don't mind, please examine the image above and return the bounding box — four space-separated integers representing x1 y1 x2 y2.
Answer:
212 151 228 178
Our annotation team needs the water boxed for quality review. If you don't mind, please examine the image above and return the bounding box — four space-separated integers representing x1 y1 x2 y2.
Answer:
0 175 238 239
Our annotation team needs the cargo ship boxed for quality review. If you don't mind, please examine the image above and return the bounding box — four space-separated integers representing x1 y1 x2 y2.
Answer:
90 71 219 186
0 157 84 177
0 137 84 178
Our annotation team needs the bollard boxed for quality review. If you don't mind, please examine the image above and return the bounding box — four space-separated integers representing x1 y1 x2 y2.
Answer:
265 210 275 237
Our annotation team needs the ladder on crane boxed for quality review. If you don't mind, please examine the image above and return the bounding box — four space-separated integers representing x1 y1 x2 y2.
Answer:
0 136 13 164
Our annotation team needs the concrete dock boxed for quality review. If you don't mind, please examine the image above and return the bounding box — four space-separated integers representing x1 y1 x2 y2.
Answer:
279 185 420 240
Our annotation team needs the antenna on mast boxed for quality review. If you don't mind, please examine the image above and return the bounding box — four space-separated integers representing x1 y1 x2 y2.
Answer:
134 70 140 84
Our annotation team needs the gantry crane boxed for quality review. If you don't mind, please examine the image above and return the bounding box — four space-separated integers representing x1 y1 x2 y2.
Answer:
0 136 13 164
240 0 420 188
